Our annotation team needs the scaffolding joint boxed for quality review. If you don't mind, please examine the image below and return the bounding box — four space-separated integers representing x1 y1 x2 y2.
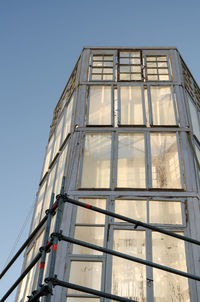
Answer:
51 230 63 241
27 285 51 301
45 275 58 288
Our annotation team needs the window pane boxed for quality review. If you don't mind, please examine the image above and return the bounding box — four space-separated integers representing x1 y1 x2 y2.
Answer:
150 201 182 224
112 230 146 301
52 114 64 159
77 198 106 224
117 134 146 188
53 143 68 195
42 134 54 177
151 133 182 189
24 231 44 298
16 247 34 302
41 164 57 217
153 232 189 302
31 181 46 231
150 86 176 125
73 226 104 255
115 199 147 222
88 86 112 125
188 95 200 141
81 134 111 188
63 94 74 141
68 261 102 294
120 86 143 125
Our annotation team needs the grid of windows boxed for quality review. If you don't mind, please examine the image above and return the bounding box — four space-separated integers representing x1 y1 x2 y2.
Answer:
65 197 188 302
41 93 74 180
145 56 170 81
89 52 171 82
17 49 200 302
86 85 178 127
80 132 183 189
119 51 142 81
89 55 114 81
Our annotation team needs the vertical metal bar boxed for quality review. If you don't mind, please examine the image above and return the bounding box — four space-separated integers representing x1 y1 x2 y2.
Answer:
36 192 55 291
45 177 65 302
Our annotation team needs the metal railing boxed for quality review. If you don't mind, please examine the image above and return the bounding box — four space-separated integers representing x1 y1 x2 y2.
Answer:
1 181 200 302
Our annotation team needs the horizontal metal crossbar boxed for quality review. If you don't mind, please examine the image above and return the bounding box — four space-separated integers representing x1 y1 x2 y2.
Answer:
63 195 200 246
45 277 138 302
52 233 200 282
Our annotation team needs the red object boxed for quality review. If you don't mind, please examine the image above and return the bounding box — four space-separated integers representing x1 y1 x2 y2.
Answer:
46 241 52 249
40 262 45 270
52 203 58 211
85 203 92 209
52 244 58 251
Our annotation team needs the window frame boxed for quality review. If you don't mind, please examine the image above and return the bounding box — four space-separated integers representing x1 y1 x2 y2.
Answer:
86 85 114 127
78 130 184 190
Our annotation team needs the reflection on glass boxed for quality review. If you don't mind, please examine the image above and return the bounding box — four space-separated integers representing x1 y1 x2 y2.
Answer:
120 86 143 125
63 94 74 141
77 199 106 224
188 95 200 141
115 199 146 222
150 86 176 125
112 230 146 301
68 261 102 294
153 232 189 302
117 134 145 188
88 86 112 125
151 133 182 188
150 201 182 224
81 134 111 188
73 226 104 255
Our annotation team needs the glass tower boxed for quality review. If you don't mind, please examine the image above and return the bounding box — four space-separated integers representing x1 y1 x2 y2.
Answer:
16 47 200 302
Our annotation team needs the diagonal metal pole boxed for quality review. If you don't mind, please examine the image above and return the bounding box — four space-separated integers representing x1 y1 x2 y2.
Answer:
63 195 200 246
0 216 48 280
54 233 200 282
45 277 138 302
0 252 41 302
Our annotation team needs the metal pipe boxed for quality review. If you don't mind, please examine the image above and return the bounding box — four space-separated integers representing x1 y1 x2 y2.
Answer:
46 177 65 302
64 195 200 246
45 277 138 302
0 252 41 302
56 233 200 282
0 215 47 280
36 192 55 291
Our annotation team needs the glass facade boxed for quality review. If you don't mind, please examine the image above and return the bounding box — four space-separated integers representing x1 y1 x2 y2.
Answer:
15 48 200 302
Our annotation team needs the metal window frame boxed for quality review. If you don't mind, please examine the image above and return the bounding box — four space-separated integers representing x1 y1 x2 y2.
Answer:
86 85 114 127
117 83 146 127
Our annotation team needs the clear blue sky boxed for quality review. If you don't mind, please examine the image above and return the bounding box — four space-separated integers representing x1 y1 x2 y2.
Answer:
0 0 200 300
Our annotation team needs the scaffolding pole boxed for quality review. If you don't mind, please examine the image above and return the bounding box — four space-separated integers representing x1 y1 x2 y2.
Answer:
0 216 48 280
45 178 65 302
52 232 200 282
63 195 200 246
0 252 41 302
45 277 138 302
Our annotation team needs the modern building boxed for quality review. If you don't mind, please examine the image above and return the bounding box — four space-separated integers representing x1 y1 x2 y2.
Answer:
15 47 200 302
